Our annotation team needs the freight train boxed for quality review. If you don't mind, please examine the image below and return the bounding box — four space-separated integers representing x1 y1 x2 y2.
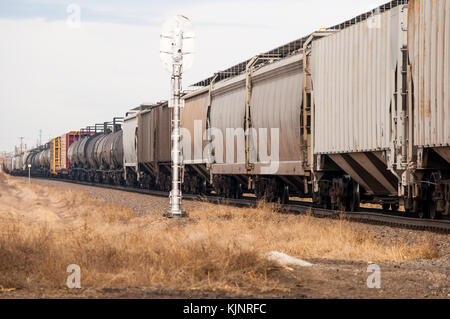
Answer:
3 0 449 219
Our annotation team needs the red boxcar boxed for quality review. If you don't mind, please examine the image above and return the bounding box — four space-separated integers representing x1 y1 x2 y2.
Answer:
55 131 95 175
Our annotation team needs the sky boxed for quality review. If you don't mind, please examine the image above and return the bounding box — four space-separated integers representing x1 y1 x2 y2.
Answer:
0 0 388 153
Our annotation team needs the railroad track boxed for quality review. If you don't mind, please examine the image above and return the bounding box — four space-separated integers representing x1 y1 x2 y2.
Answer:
36 176 450 233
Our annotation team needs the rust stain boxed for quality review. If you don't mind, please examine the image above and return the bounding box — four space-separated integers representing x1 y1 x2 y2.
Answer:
424 102 431 118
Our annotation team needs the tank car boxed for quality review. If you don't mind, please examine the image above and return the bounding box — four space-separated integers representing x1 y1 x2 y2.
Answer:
68 124 122 183
100 129 124 185
86 133 108 181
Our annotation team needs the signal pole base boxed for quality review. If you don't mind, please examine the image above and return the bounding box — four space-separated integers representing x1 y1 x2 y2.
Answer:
163 210 188 219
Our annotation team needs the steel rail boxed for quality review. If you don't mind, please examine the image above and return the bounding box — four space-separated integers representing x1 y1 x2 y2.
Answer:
35 176 450 233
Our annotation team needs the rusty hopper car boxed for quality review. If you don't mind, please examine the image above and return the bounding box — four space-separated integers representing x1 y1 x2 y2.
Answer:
181 87 210 194
136 102 172 191
310 4 408 210
309 0 449 217
185 52 307 202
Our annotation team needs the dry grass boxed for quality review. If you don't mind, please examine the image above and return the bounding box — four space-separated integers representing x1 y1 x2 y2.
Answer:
0 171 440 295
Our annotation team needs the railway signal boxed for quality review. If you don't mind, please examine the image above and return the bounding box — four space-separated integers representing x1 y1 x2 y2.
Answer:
160 15 195 218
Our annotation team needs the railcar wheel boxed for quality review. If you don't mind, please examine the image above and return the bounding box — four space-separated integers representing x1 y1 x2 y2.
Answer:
254 179 266 202
349 198 358 212
348 185 360 212
418 201 429 219
336 197 345 211
429 201 438 220
390 203 399 212
280 186 289 205
233 182 243 199
417 208 428 219
418 210 425 219
444 201 450 217
382 204 390 211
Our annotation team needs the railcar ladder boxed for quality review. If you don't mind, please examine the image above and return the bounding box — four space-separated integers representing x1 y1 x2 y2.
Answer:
302 31 335 194
302 32 335 170
51 137 61 175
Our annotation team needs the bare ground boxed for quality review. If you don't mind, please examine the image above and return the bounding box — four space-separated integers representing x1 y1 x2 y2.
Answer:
0 174 448 299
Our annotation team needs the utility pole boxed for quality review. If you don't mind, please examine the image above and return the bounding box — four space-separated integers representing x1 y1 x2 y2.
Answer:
19 137 24 153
